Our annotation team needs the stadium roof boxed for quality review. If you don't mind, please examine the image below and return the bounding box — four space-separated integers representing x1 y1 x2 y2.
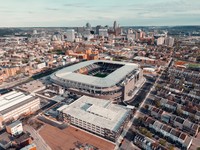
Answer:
51 60 139 87
59 96 131 132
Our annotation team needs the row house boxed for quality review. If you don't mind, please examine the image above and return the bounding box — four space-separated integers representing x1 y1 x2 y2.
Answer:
161 112 171 124
182 120 199 136
150 107 163 118
171 116 199 137
181 106 196 116
144 117 193 150
160 98 177 111
173 116 184 129
133 131 167 150
150 106 171 123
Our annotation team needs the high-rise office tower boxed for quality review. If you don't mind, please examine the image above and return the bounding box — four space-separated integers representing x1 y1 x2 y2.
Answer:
164 37 174 47
157 37 165 45
66 29 75 42
128 28 133 34
127 28 135 41
113 21 117 30
99 29 108 37
86 22 92 30
33 30 37 35
96 25 102 35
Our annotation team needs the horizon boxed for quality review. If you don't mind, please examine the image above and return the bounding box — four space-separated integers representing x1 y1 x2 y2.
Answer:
1 25 200 28
0 0 200 27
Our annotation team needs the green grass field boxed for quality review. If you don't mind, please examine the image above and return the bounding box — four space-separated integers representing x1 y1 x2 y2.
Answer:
188 63 200 68
94 73 108 78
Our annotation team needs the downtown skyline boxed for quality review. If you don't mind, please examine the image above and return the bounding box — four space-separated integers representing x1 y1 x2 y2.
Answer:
0 0 200 27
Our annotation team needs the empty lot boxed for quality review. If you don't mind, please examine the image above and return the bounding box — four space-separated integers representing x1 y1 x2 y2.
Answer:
39 124 115 150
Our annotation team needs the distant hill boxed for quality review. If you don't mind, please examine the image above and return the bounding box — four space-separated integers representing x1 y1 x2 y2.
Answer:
0 28 22 37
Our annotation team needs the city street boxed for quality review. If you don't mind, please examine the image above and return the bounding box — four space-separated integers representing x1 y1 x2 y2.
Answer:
120 67 166 150
0 61 80 90
24 125 51 150
189 133 200 150
119 129 140 150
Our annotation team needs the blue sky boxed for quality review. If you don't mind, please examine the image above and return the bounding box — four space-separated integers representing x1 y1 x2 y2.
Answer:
0 0 199 27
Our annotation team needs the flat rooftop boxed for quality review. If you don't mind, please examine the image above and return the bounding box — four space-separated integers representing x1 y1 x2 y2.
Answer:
20 143 36 150
51 60 139 87
59 96 131 132
0 91 37 115
0 130 13 146
6 120 22 128
17 80 45 93
134 56 155 61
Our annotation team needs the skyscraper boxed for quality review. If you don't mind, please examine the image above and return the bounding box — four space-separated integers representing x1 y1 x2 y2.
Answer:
33 30 37 35
164 37 174 47
66 29 75 42
96 25 102 35
113 21 117 30
157 37 165 45
127 28 135 41
99 29 108 37
128 28 133 34
86 22 92 30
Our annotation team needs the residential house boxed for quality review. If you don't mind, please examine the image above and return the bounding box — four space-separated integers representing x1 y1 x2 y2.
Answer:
161 112 171 123
173 117 184 129
160 125 172 137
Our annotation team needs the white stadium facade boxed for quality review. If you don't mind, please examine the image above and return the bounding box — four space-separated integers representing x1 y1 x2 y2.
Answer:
50 60 143 102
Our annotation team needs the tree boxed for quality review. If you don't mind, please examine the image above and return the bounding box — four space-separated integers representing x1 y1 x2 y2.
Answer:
190 114 196 122
35 58 41 63
135 117 144 126
176 108 183 116
139 127 148 135
144 105 149 110
155 84 162 91
16 70 22 75
168 145 175 150
146 131 152 138
159 139 166 146
155 100 161 108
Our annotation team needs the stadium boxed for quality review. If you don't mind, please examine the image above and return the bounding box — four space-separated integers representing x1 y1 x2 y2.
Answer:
50 60 143 102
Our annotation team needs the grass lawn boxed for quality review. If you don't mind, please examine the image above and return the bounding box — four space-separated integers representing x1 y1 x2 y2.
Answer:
94 73 108 78
188 63 200 68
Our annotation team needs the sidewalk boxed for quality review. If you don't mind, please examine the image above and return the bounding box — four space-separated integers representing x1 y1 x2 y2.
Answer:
115 77 147 149
114 117 135 150
24 125 52 150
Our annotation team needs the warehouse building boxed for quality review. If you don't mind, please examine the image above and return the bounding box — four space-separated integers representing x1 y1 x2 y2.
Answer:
0 91 40 128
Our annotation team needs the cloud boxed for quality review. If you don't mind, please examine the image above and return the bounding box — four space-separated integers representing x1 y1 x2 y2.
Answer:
123 0 200 19
28 11 34 14
64 2 90 8
0 0 199 27
46 8 61 11
0 10 16 13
